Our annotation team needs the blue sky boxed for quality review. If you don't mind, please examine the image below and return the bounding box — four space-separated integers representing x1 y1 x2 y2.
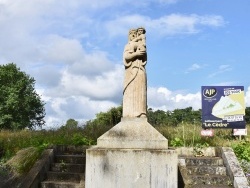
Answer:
0 0 250 128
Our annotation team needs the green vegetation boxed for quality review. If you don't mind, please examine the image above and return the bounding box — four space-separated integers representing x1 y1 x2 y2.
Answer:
232 141 250 183
148 107 201 126
83 106 122 141
232 141 250 161
0 63 45 130
0 124 94 179
0 105 250 180
6 147 40 175
156 123 239 147
0 126 94 160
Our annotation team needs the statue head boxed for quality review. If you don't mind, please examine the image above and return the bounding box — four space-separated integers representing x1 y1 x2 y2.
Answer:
137 27 146 35
128 29 137 41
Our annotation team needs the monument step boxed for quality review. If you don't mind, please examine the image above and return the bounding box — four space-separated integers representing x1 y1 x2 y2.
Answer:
185 184 232 188
188 174 231 185
186 166 227 175
55 155 85 164
54 145 88 155
51 163 85 173
185 156 224 166
40 146 86 188
46 171 84 182
179 156 233 187
41 181 83 188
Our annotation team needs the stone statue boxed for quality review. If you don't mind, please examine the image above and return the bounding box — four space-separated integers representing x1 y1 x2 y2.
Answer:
123 27 147 118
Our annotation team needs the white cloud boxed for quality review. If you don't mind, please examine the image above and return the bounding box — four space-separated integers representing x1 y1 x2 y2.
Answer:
219 64 232 70
208 64 233 78
104 13 225 38
148 86 201 111
245 86 250 107
185 63 202 73
43 95 119 129
57 64 123 100
41 35 84 64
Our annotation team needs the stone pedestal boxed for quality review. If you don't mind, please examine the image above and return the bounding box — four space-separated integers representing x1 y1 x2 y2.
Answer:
86 148 177 188
97 117 168 149
85 118 178 188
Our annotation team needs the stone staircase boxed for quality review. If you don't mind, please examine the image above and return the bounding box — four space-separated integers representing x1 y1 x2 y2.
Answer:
41 146 86 188
21 146 248 188
178 156 233 188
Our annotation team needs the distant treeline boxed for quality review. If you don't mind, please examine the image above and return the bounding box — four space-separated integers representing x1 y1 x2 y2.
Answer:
85 106 250 129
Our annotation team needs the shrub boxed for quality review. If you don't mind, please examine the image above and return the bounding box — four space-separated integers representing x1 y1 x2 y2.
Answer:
232 141 250 162
6 147 40 175
170 137 184 147
72 133 95 145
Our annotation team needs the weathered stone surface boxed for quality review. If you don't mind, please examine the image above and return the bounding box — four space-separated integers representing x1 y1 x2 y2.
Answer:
221 147 245 177
178 155 233 187
189 174 231 185
221 147 249 188
41 181 83 188
123 28 147 118
233 177 250 188
40 146 86 188
86 148 177 188
178 147 250 188
19 149 54 188
185 157 224 166
176 147 217 157
186 166 227 175
97 117 168 149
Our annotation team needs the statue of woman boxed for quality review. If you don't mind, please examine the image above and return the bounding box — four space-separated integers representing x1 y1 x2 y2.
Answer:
122 28 147 118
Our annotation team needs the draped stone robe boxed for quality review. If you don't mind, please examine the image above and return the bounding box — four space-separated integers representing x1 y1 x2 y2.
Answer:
122 37 147 118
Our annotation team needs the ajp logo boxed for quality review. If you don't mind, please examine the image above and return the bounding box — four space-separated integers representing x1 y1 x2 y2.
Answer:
203 87 217 98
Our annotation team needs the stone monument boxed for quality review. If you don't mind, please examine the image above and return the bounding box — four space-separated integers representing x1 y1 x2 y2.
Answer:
85 28 178 188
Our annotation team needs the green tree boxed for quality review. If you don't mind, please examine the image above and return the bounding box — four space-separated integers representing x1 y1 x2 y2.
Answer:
65 118 78 129
245 107 250 123
0 63 45 130
147 107 201 126
148 108 169 126
83 106 122 140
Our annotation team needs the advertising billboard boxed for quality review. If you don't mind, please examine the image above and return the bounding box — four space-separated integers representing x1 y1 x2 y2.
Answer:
201 86 245 129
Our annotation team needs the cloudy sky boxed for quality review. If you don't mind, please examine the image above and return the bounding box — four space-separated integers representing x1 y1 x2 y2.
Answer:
1 0 250 128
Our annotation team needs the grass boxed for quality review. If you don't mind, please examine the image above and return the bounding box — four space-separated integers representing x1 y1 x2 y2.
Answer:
156 123 250 147
0 126 95 186
0 123 249 181
0 127 94 161
1 123 249 160
6 147 40 175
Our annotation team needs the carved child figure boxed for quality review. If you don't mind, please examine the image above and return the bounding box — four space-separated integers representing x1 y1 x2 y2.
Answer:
132 27 146 52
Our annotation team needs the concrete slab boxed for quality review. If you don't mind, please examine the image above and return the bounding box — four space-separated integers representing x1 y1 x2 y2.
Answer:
85 147 177 188
97 117 168 149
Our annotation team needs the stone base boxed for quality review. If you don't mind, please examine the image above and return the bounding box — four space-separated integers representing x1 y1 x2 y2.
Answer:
85 118 177 187
97 117 168 149
85 147 177 188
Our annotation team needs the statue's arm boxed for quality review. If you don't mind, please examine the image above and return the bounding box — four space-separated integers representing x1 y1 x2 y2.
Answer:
124 49 146 62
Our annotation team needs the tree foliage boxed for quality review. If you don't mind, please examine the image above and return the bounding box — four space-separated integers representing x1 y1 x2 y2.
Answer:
0 63 45 130
148 107 201 126
83 106 122 140
245 107 250 123
65 119 78 129
84 105 250 137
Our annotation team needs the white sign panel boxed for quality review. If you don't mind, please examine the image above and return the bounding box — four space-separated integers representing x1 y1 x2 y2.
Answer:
233 129 247 136
201 129 214 137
